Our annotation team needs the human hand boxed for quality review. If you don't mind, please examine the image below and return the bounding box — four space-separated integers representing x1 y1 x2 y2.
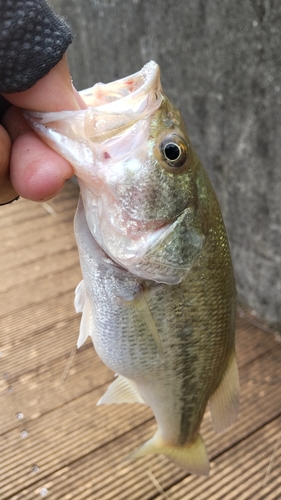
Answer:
0 54 86 205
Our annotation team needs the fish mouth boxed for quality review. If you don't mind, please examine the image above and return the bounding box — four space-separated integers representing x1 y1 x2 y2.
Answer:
24 62 164 180
80 61 164 142
80 61 162 111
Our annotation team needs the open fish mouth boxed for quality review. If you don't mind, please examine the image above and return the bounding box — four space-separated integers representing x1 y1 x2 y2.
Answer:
24 61 163 147
80 61 162 110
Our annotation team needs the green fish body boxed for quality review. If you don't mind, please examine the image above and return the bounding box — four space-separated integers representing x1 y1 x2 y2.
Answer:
27 62 239 475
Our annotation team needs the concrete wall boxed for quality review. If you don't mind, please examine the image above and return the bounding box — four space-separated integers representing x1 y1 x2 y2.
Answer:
50 0 281 329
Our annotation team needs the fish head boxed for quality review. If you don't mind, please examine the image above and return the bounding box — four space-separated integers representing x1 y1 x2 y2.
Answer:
26 62 204 284
81 95 203 284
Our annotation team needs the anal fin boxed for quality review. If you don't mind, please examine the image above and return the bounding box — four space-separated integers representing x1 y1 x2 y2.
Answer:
97 375 145 405
209 349 240 433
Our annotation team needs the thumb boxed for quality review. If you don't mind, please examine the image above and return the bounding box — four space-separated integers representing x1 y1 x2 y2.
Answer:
1 54 86 112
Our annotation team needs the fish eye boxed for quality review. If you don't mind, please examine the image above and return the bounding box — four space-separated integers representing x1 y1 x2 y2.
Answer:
160 135 188 170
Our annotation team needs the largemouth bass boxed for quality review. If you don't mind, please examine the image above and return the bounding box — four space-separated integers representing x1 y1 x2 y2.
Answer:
27 62 239 476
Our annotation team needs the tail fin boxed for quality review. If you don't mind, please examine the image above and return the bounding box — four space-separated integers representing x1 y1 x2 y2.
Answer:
128 431 210 476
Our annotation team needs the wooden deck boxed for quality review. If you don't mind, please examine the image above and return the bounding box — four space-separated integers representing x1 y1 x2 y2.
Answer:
1 181 281 500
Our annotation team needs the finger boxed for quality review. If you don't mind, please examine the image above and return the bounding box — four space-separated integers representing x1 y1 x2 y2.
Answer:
2 106 32 141
10 132 74 201
3 106 76 202
0 125 18 204
0 125 11 177
2 54 86 112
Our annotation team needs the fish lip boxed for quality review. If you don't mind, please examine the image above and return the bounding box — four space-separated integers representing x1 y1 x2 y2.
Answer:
80 61 162 111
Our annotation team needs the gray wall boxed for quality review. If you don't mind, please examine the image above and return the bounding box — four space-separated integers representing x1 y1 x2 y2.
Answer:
50 0 281 329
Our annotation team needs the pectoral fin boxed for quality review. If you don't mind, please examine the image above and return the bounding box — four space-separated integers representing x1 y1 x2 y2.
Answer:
128 430 210 476
74 280 86 313
97 375 145 405
133 291 165 362
209 350 240 433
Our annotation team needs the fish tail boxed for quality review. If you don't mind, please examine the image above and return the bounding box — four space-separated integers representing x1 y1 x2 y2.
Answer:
128 430 210 476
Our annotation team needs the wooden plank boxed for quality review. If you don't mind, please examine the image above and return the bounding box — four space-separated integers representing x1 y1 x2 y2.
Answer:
0 291 78 344
0 265 82 318
5 425 170 500
0 344 113 434
0 315 80 378
153 417 281 500
0 202 76 248
235 314 277 366
0 396 153 498
0 181 78 231
2 348 281 500
1 332 281 499
1 247 79 292
0 233 78 273
0 201 75 251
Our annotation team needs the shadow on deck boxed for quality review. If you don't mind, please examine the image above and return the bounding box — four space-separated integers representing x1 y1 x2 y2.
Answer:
1 181 281 499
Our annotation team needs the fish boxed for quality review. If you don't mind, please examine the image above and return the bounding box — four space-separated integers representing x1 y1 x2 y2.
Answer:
26 61 239 476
